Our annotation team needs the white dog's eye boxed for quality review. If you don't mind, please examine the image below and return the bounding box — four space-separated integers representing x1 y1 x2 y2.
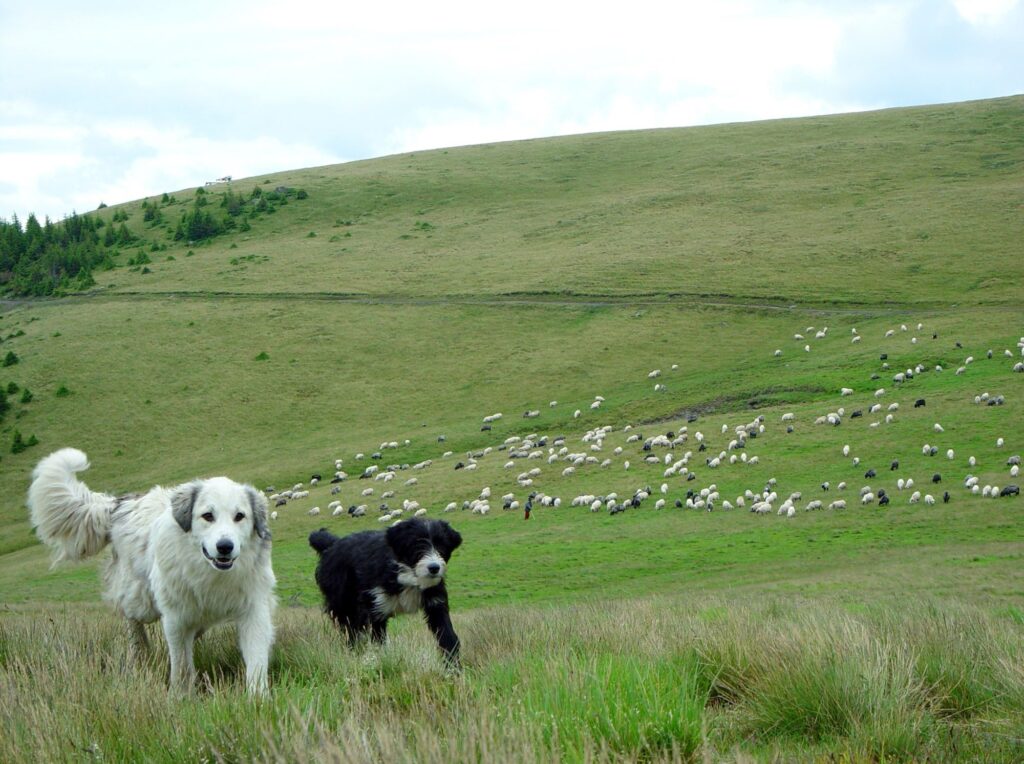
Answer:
234 512 245 522
201 512 214 522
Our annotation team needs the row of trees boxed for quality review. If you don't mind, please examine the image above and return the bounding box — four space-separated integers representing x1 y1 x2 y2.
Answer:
0 213 122 296
1 184 309 296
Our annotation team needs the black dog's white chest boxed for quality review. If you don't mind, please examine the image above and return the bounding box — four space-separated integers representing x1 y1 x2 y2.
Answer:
370 585 423 617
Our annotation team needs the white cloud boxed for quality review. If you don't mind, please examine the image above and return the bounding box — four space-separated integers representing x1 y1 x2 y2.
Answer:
951 0 1020 24
0 106 341 220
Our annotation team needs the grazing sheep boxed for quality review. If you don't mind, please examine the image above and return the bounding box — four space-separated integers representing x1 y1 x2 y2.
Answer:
829 500 847 510
909 491 921 504
934 423 944 433
924 494 936 505
1000 485 1020 497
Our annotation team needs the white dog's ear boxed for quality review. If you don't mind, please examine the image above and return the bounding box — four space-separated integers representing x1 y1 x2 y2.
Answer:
247 486 271 541
170 481 201 533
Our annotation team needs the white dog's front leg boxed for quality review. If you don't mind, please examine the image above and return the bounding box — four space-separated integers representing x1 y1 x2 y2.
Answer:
238 604 274 696
163 618 198 693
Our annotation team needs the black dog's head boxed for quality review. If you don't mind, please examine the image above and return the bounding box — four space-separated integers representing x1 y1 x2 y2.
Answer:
386 518 462 590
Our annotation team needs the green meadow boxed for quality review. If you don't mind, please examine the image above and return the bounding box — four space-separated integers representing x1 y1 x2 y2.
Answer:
1 95 1023 762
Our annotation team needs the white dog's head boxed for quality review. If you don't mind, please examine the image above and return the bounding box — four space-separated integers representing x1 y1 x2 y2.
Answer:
170 477 270 571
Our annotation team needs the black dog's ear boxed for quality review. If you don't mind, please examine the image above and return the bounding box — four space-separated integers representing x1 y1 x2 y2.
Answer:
246 486 271 541
385 518 418 553
170 481 201 533
435 520 462 555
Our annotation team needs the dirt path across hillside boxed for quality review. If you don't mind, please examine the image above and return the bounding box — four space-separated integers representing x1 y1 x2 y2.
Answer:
2 290 999 317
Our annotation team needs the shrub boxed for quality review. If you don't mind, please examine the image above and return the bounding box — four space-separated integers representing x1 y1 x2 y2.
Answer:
254 351 270 361
2 351 18 367
20 388 32 403
11 430 38 454
55 384 71 397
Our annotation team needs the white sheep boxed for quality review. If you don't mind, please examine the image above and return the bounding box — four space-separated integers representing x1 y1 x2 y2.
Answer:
924 494 935 505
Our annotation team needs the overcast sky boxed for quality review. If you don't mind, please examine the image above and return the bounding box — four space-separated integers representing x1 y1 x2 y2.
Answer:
1 0 1021 223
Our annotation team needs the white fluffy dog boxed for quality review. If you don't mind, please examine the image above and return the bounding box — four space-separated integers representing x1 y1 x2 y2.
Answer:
27 448 276 695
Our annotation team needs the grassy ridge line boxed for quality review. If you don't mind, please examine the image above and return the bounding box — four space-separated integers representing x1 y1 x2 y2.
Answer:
81 96 1024 305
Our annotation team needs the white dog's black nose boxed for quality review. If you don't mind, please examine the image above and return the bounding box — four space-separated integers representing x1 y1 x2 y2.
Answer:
216 539 234 556
427 562 441 575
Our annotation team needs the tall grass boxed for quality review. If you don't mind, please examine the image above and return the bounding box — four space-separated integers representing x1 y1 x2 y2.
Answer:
2 596 1023 762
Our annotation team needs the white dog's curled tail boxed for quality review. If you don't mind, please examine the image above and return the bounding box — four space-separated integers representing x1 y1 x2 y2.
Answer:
28 448 118 565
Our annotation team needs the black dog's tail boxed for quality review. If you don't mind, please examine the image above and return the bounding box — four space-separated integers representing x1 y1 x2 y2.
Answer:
309 528 339 555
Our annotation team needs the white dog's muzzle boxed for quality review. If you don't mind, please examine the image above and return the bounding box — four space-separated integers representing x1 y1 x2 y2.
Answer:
202 543 236 571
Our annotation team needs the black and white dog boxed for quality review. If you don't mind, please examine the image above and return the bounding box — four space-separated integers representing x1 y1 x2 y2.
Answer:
309 518 462 664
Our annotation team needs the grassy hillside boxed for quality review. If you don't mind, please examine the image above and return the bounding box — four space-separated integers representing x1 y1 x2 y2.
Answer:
46 94 1024 306
1 96 1023 761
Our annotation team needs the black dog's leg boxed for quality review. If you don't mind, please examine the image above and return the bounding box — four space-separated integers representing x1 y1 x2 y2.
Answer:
344 622 362 648
423 586 460 667
370 618 388 644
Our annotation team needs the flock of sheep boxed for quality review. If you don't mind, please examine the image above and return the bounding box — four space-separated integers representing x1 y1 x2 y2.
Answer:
263 321 1023 526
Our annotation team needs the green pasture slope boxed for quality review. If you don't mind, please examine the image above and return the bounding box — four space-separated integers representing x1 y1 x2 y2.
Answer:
1 95 1023 761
